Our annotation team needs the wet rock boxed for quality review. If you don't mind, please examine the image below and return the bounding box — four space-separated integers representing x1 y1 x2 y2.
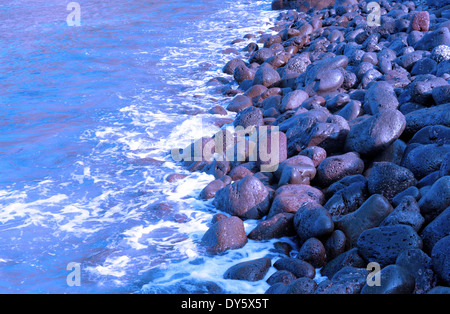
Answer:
213 175 270 220
428 286 450 294
431 235 450 286
199 180 226 200
253 65 281 88
201 216 248 253
285 277 317 294
324 230 346 262
336 100 361 121
409 125 450 145
401 144 450 180
278 163 317 186
360 265 416 294
335 194 393 247
380 196 425 232
293 204 334 242
367 162 416 202
274 155 315 180
404 103 450 137
411 57 437 76
396 249 437 294
233 106 263 129
209 106 228 116
166 173 188 182
228 165 254 181
324 178 368 218
345 109 406 156
233 64 256 84
411 11 430 32
418 176 450 222
392 186 420 208
316 152 365 187
273 257 316 279
357 225 423 267
414 27 450 51
279 90 309 113
223 58 246 75
250 47 275 64
421 207 450 253
227 95 252 113
316 267 368 294
320 248 366 279
399 74 448 106
297 237 327 268
432 85 450 105
283 53 311 74
266 270 296 286
223 257 271 281
431 45 450 63
248 213 295 240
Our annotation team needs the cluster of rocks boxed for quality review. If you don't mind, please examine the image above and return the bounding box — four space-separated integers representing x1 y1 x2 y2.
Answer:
170 0 450 294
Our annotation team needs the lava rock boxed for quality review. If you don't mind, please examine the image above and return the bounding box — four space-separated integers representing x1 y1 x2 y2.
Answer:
248 213 295 240
324 178 368 218
199 180 226 200
266 270 296 286
409 125 450 145
431 235 450 286
297 237 327 268
223 257 272 281
315 152 364 187
335 194 393 247
273 257 316 279
364 81 399 115
367 162 417 201
418 176 450 222
356 225 423 267
404 103 450 137
361 265 416 294
278 163 317 186
227 95 253 113
233 106 264 129
285 277 318 294
380 196 425 232
316 267 368 294
320 248 367 279
279 90 309 113
324 230 347 261
213 175 270 220
345 109 406 156
268 184 324 217
294 204 335 242
253 65 281 88
421 207 450 253
201 216 248 253
396 249 437 294
401 144 450 180
414 27 450 51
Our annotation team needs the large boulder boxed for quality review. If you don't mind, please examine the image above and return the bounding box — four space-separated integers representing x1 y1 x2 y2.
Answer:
201 216 248 253
345 109 406 156
213 175 270 219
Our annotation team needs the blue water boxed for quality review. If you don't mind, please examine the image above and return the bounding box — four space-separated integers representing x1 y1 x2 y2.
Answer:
0 0 283 293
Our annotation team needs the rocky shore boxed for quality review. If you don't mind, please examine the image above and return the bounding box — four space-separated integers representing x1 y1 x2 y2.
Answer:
171 0 450 294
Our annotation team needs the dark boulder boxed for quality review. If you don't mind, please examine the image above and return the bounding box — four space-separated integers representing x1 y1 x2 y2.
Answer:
248 213 295 240
273 257 316 279
316 152 365 187
345 109 406 156
357 225 423 267
360 265 416 294
201 216 248 253
431 235 450 286
367 162 417 202
223 257 272 281
213 175 270 220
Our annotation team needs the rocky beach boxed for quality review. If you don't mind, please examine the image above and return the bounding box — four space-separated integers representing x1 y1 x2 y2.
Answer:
173 0 450 294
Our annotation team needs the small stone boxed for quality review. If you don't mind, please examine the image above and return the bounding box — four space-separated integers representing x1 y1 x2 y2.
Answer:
201 216 248 254
411 11 430 32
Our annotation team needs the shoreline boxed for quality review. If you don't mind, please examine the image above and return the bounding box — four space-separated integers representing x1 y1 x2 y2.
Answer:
169 0 450 294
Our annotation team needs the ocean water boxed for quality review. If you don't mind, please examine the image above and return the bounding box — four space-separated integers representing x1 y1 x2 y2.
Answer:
0 0 298 293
